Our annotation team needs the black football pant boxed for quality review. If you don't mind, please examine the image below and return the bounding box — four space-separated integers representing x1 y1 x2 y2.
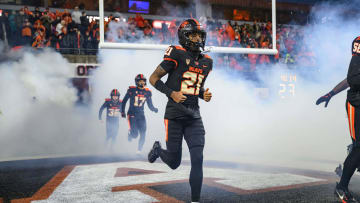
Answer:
127 114 147 151
106 119 119 142
159 118 205 202
339 101 360 189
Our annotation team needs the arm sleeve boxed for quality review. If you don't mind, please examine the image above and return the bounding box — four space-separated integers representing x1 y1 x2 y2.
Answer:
199 87 205 100
121 90 130 114
98 102 107 120
332 78 348 96
146 91 157 111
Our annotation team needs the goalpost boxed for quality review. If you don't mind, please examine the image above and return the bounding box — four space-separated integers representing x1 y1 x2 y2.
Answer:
98 0 277 55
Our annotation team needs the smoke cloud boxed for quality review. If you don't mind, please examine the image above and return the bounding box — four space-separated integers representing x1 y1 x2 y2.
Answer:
93 1 360 172
0 48 106 161
1 1 359 173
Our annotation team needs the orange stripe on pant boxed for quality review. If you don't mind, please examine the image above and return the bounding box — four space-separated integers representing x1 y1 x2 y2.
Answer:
127 115 131 130
347 102 356 141
164 119 169 142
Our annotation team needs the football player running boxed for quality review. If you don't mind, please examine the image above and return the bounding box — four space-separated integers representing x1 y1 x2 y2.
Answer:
99 89 122 149
316 36 360 203
147 19 213 203
121 74 158 154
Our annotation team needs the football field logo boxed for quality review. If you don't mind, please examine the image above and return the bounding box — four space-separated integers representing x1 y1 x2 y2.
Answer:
12 161 328 203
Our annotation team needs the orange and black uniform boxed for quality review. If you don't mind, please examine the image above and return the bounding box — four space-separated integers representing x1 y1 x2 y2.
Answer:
158 45 212 202
339 36 360 190
346 36 360 145
121 86 157 151
99 98 122 141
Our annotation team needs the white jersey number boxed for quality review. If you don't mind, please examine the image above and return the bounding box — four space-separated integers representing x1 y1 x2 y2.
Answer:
181 71 205 95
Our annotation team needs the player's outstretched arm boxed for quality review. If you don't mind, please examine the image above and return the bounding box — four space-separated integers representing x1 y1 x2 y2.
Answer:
150 65 187 103
146 95 158 113
316 78 349 107
121 92 130 118
99 101 107 120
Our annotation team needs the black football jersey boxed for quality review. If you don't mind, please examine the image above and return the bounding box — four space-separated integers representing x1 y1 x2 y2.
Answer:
159 45 213 119
347 36 360 90
99 98 122 120
121 86 156 116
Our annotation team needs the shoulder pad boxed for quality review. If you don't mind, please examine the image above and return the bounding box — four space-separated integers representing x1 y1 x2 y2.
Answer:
145 88 151 92
129 86 136 89
105 98 111 101
174 45 186 51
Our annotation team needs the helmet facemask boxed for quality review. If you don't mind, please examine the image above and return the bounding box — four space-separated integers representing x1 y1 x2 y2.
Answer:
136 79 146 89
178 19 207 53
110 89 120 101
184 30 206 52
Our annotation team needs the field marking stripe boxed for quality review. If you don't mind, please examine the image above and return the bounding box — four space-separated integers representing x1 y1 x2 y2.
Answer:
11 165 75 203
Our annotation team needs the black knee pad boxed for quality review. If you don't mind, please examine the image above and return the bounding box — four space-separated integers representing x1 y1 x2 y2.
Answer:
168 151 182 170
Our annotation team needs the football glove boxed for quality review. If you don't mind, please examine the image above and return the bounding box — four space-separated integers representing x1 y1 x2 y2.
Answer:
316 91 334 107
121 112 126 118
153 108 158 113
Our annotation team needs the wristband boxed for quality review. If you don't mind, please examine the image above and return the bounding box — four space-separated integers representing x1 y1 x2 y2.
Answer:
199 88 204 99
154 80 173 97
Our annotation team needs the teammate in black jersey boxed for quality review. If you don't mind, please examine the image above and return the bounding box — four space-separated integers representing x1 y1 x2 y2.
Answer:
147 19 213 203
121 74 158 154
99 89 122 148
316 36 360 203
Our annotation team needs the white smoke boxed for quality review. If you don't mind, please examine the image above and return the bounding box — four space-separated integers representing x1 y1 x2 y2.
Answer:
90 49 167 156
90 1 360 172
0 48 106 161
0 1 358 173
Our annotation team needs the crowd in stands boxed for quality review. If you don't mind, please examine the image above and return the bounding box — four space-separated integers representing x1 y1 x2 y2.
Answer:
0 6 316 71
0 6 99 54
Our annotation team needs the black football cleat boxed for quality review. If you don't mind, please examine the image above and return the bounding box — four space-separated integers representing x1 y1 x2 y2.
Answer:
334 183 358 203
148 141 161 163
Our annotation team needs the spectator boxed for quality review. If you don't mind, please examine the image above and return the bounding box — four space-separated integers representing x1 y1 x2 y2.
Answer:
0 7 315 73
15 9 27 33
80 11 89 35
41 12 53 39
34 6 41 16
143 20 153 38
135 13 145 29
56 20 66 36
21 19 32 45
0 12 10 45
74 29 84 54
32 29 46 48
71 6 82 25
83 30 93 54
